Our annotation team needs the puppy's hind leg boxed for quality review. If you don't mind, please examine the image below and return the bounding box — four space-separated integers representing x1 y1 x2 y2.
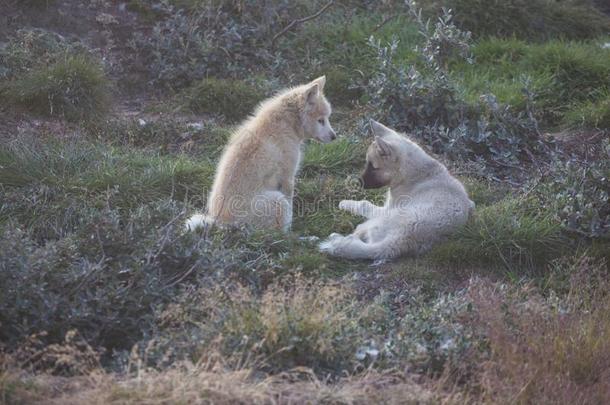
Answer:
252 191 292 232
319 234 398 260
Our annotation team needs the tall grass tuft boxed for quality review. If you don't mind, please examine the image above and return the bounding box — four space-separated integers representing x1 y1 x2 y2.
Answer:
1 54 110 122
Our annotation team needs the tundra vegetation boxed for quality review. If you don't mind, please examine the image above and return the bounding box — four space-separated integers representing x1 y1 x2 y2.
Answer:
0 0 609 403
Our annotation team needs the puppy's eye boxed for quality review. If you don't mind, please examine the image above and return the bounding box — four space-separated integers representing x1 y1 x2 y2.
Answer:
318 118 324 125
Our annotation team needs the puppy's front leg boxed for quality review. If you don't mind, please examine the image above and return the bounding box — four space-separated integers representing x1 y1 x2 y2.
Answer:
338 200 382 218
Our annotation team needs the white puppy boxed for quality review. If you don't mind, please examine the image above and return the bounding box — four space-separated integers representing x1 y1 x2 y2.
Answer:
319 120 474 260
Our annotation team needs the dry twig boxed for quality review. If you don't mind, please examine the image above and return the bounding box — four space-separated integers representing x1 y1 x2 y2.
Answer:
271 1 335 49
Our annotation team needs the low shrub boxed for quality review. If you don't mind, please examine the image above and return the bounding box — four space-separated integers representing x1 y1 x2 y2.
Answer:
537 144 610 239
390 285 483 376
128 1 332 87
149 275 392 374
128 6 213 88
1 54 111 122
184 78 264 122
366 3 473 130
0 199 310 353
286 11 420 92
366 3 550 171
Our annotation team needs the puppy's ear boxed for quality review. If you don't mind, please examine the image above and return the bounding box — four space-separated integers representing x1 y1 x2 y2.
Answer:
311 75 326 92
370 119 392 137
375 136 392 157
304 83 320 105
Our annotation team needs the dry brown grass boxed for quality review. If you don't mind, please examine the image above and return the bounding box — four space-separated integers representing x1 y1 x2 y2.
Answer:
468 259 610 404
1 362 440 405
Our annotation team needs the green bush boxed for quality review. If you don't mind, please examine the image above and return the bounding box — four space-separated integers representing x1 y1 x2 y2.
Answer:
0 200 188 350
436 0 610 40
128 1 332 87
367 5 549 170
1 55 110 122
184 78 264 122
289 11 420 83
0 198 309 353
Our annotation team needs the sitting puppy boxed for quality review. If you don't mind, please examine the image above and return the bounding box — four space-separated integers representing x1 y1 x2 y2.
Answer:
186 76 336 232
319 120 474 260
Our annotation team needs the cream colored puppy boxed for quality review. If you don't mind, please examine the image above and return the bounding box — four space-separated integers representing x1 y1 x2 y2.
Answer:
319 120 474 260
187 76 335 232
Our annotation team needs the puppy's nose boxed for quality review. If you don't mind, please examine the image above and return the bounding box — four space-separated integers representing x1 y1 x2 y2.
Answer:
330 130 337 140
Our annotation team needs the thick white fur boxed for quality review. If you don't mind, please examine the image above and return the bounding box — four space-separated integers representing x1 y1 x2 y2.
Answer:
187 77 335 232
319 120 474 260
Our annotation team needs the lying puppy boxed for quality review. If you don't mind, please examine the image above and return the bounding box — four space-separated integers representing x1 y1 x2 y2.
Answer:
319 120 474 260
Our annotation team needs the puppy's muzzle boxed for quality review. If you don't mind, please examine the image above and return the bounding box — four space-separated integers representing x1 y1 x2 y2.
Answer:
361 162 388 189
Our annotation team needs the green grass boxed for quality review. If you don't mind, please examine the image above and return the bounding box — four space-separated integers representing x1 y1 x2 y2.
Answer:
563 91 610 128
0 137 214 213
301 137 366 176
1 54 111 122
435 0 610 40
430 197 567 271
452 38 610 126
461 177 511 207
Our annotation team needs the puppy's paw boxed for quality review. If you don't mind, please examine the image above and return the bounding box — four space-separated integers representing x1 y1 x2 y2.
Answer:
319 233 343 253
318 240 333 253
338 200 356 211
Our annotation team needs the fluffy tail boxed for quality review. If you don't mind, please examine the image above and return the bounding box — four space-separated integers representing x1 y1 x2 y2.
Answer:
185 213 215 232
